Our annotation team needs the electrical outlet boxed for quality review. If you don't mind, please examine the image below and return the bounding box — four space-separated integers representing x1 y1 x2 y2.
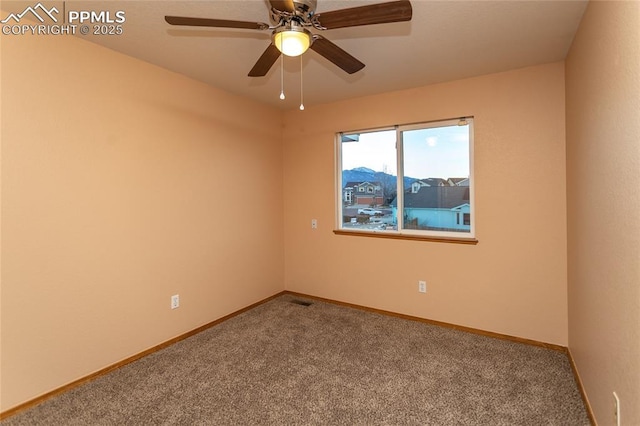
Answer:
613 392 620 426
311 219 318 229
418 280 427 293
171 294 180 309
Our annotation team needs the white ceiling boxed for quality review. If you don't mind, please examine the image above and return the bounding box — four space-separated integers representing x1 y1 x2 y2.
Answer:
49 1 589 109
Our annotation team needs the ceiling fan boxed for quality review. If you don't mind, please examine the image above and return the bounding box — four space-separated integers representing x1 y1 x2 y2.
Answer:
164 0 412 77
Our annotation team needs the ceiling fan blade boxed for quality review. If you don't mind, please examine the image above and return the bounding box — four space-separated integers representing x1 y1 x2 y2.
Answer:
316 0 412 30
248 44 281 77
164 16 269 30
269 0 295 13
310 36 365 74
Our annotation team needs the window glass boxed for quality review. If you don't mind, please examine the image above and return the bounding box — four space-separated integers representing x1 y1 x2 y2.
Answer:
340 130 397 231
401 124 471 233
337 118 474 239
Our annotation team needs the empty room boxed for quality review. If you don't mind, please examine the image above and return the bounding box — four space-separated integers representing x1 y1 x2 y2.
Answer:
1 0 638 424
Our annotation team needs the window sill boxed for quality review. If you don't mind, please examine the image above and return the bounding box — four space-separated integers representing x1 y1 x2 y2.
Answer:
333 229 478 245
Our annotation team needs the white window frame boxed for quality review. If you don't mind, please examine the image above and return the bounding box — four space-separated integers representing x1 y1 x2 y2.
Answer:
335 118 475 241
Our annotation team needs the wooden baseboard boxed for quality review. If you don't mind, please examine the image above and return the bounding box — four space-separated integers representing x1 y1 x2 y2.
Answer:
284 290 567 352
285 290 600 424
0 291 286 421
567 348 597 425
2 290 593 424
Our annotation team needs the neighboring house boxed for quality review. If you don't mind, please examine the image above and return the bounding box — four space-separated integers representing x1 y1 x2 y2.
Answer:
344 181 384 206
391 186 471 231
409 178 448 193
448 177 470 187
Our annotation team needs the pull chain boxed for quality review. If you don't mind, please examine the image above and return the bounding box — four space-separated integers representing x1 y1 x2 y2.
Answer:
299 55 305 111
279 55 285 100
279 38 285 100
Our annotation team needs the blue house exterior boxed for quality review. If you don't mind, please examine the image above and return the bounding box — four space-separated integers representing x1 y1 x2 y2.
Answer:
391 186 471 232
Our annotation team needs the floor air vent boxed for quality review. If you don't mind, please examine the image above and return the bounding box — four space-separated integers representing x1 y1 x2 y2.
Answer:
290 299 313 307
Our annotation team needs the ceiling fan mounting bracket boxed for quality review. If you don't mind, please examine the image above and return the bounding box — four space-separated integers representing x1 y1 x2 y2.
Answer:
309 15 326 31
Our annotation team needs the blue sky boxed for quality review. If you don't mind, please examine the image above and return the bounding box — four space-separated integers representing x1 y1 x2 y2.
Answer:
341 124 470 179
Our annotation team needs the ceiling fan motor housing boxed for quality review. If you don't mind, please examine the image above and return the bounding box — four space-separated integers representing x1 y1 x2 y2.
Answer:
292 0 318 18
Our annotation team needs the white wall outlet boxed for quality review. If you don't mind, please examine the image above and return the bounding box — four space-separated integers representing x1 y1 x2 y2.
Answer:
171 294 180 309
418 280 427 293
311 219 318 229
613 391 620 426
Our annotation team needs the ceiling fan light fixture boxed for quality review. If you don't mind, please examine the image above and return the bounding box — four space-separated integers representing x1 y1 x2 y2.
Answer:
273 25 311 57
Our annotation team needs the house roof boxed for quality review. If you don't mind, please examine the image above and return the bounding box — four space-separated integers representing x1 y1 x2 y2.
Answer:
344 181 381 188
391 186 470 209
413 178 448 187
448 178 468 185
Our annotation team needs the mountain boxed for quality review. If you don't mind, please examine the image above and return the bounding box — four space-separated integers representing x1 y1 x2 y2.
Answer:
352 167 376 173
342 168 415 188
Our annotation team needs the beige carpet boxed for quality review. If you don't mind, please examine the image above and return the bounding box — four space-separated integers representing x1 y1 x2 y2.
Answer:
2 294 590 425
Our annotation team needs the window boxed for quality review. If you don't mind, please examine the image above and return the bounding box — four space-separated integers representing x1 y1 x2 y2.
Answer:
336 118 474 240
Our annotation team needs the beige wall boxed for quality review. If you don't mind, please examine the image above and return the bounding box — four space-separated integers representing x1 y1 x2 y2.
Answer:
6 5 636 417
566 1 640 425
283 62 568 346
0 30 284 410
